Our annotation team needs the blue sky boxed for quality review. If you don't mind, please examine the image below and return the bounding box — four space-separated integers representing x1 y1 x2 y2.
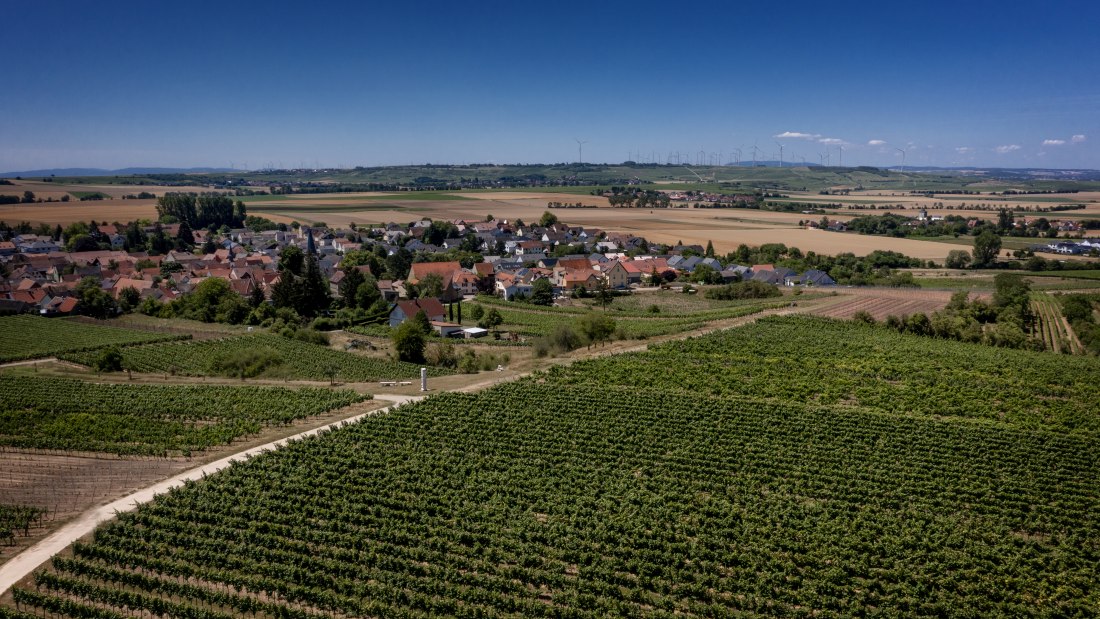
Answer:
2 0 1097 171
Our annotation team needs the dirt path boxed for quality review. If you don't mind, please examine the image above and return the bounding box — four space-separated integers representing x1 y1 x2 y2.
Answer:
0 394 418 595
0 358 58 368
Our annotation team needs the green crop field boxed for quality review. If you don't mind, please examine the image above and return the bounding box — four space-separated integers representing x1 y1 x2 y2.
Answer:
6 316 1097 617
0 315 190 363
58 333 452 381
0 375 367 456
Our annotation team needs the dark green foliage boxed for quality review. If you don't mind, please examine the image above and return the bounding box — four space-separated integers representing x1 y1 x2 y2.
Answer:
208 347 284 378
971 230 1002 267
392 320 426 363
530 277 554 306
92 347 124 372
705 280 781 300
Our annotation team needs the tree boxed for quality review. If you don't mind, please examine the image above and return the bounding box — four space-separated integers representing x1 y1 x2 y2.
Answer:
469 303 485 321
75 277 117 319
530 278 554 306
339 268 366 308
593 280 613 309
118 286 141 313
945 250 972 269
416 273 444 299
539 211 559 227
705 240 715 258
176 220 195 247
355 276 382 310
21 191 35 204
578 312 616 348
479 308 503 331
392 320 426 363
298 255 332 317
411 309 432 335
279 246 305 276
971 231 1002 267
249 284 266 309
93 347 124 372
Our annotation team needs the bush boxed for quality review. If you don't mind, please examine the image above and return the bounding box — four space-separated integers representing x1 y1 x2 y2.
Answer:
705 280 781 300
208 347 284 378
852 311 876 324
425 340 457 368
392 320 426 363
291 329 330 346
93 347 124 372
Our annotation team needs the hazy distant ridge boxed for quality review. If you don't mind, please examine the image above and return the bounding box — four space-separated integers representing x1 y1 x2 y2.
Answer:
0 167 236 178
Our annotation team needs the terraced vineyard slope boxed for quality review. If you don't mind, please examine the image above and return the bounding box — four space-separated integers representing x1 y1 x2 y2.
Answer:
4 317 1098 616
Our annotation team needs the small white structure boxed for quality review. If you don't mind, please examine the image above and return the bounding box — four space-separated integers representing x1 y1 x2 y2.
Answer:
462 327 489 339
420 367 427 392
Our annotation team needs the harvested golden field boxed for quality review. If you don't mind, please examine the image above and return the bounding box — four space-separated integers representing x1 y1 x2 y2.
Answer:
247 191 992 261
0 200 159 225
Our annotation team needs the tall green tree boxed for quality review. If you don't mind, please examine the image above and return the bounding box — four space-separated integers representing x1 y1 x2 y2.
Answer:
531 278 554 306
392 319 426 363
339 268 366 308
971 231 1002 267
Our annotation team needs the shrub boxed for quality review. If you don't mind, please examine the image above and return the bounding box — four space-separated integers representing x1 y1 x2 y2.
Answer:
93 347 124 372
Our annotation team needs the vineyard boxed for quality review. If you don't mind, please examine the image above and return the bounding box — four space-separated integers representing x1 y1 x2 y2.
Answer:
58 334 452 381
0 375 367 456
548 316 1100 433
0 505 44 547
0 316 189 364
1031 293 1084 354
467 298 792 339
4 317 1098 616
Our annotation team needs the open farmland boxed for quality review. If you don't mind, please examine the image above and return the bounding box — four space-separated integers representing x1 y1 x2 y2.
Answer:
0 316 190 363
242 191 972 260
58 333 452 381
3 317 1097 616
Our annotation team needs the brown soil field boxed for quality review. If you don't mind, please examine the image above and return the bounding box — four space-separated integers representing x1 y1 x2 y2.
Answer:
808 287 989 321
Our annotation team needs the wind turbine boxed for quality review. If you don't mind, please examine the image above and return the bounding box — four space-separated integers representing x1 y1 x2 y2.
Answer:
575 139 588 164
837 145 843 168
895 148 906 173
775 142 784 168
752 143 759 167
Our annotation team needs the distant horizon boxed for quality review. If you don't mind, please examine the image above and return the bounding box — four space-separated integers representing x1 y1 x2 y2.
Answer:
4 2 1098 171
4 161 1100 179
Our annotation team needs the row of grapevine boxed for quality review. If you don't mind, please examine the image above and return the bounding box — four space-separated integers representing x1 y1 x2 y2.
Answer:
7 317 1097 618
0 315 190 363
547 315 1100 433
0 375 367 456
59 333 452 381
467 300 788 339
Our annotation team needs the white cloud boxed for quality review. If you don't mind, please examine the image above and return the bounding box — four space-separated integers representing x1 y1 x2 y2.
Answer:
818 138 845 145
774 131 820 139
994 144 1021 154
1072 134 1087 143
955 147 973 154
867 139 886 146
1042 139 1066 146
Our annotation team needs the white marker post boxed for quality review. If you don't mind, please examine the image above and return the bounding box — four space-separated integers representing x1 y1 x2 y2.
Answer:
420 367 427 392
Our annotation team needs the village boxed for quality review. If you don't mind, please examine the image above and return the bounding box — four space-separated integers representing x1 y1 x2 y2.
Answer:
0 211 839 329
